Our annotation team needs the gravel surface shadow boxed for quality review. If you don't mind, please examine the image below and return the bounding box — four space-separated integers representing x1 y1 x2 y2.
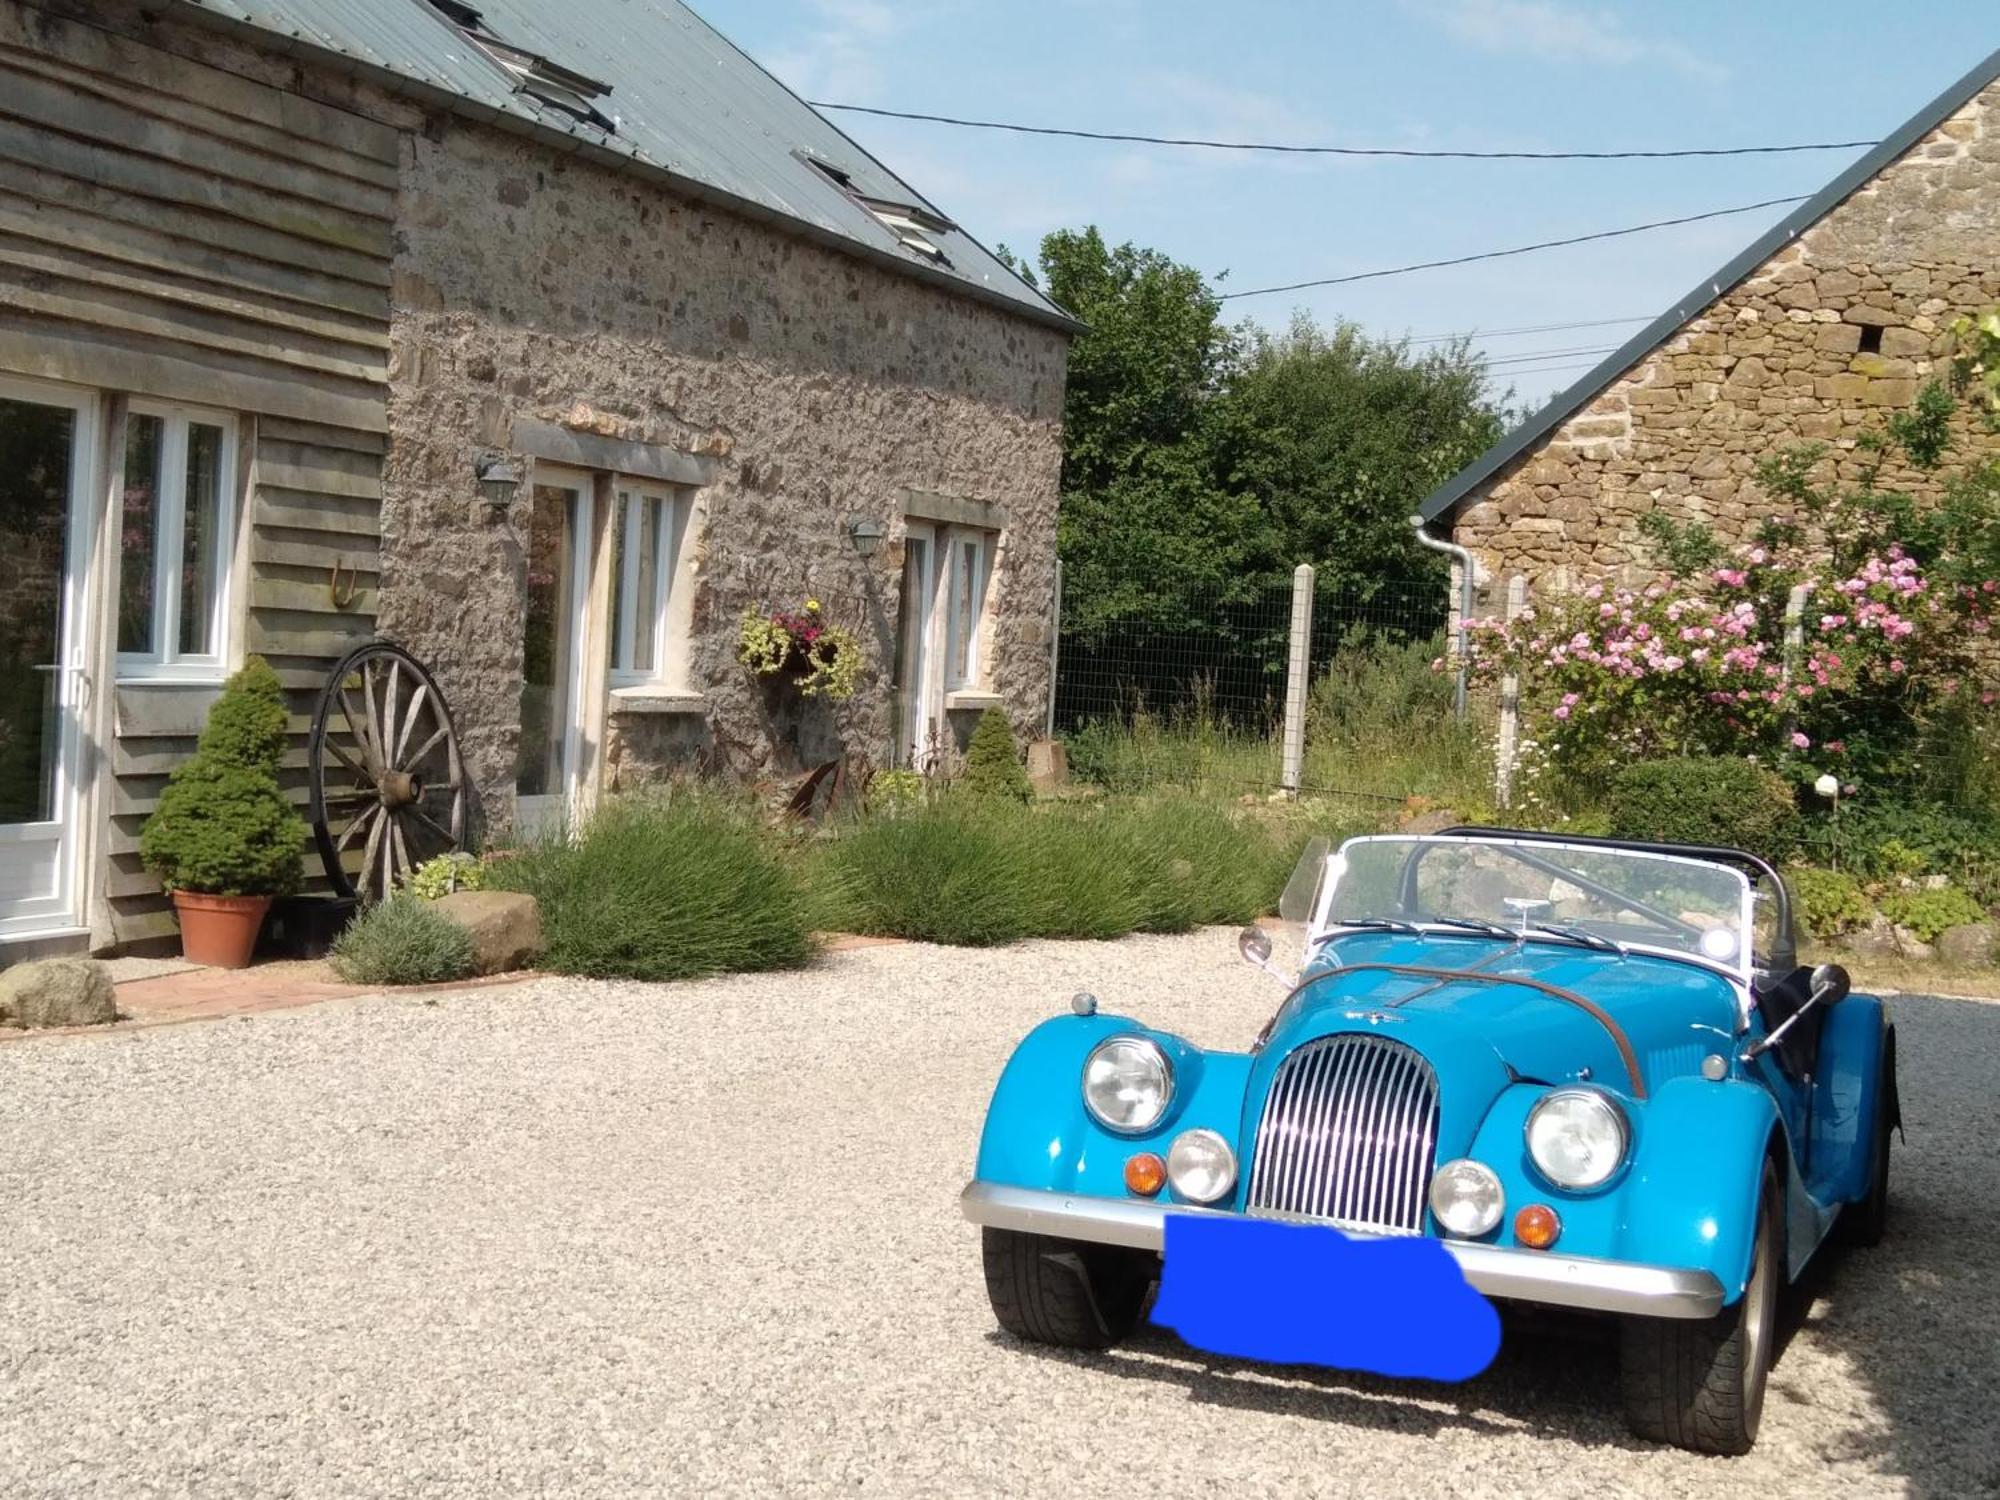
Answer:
0 928 1992 1497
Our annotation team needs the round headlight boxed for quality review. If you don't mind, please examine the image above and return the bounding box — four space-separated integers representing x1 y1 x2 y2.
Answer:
1167 1129 1237 1203
1429 1158 1504 1237
1082 1036 1173 1134
1526 1088 1630 1190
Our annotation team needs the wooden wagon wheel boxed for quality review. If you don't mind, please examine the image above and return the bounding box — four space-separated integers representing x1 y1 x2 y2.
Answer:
308 642 467 902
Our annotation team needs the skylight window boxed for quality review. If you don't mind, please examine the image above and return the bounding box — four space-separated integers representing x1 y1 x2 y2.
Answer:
425 0 617 134
797 153 955 265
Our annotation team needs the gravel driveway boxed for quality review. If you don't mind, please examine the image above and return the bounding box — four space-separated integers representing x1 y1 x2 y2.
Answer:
2 930 1993 1498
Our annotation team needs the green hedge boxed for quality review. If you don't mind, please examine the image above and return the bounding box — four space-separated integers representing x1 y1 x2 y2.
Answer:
1607 755 1802 862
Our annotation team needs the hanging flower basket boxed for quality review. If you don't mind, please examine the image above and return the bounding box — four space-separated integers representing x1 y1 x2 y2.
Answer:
739 599 862 700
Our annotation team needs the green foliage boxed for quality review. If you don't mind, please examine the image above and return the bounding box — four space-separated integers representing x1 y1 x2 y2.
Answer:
1820 800 2000 906
1638 511 1724 576
961 707 1032 801
139 759 305 896
138 658 305 896
329 893 475 986
197 656 289 775
865 768 927 815
408 852 486 900
817 796 1291 947
1607 756 1802 862
1214 314 1502 599
1786 866 1874 939
1879 884 1988 944
488 793 815 981
1030 229 1503 630
1951 308 2000 425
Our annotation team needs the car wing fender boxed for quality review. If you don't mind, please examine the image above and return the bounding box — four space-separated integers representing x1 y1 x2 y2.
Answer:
1615 1076 1783 1306
1811 993 1896 1206
972 1014 1253 1201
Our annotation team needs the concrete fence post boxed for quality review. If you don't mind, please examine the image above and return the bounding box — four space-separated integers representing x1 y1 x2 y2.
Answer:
1280 563 1316 797
1782 583 1810 681
1045 558 1063 741
1494 574 1528 809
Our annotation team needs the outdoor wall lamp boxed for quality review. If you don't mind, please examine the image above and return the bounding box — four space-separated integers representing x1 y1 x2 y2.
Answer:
476 453 524 511
847 515 887 557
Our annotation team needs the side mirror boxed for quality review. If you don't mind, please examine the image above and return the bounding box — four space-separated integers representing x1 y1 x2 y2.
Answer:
1238 925 1274 967
1746 962 1852 1060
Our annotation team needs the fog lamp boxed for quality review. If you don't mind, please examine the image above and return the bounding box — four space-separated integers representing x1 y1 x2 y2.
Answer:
1429 1158 1504 1238
1167 1129 1237 1204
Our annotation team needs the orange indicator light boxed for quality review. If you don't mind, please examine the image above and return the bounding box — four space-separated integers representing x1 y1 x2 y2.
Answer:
1514 1204 1561 1250
1124 1153 1167 1197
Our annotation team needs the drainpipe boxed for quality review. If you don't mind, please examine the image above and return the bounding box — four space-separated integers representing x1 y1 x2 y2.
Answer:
1410 514 1473 720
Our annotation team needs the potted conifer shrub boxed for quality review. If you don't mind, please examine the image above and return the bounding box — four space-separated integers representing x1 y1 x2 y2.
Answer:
139 657 306 968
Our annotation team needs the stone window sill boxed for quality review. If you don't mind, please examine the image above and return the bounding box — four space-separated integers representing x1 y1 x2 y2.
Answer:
944 689 1004 712
608 686 710 716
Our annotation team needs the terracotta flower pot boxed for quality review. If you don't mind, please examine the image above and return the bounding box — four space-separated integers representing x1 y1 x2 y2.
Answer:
172 891 273 969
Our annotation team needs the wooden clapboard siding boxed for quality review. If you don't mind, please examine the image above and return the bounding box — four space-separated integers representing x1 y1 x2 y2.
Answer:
0 2 393 430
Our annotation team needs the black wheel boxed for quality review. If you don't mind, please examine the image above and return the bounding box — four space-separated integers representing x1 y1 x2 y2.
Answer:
1838 1060 1894 1247
1620 1162 1783 1455
307 642 467 902
981 1228 1154 1350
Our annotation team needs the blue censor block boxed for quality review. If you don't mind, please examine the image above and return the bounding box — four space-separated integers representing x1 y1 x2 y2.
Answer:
1151 1214 1501 1382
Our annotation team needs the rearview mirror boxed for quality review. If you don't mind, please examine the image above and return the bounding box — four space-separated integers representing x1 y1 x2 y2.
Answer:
1810 962 1850 1006
1238 925 1274 967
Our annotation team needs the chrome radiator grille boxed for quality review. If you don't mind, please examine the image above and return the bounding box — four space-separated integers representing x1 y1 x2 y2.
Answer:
1246 1034 1440 1235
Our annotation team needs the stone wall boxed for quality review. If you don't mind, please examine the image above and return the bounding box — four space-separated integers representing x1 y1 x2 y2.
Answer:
1451 79 2000 609
381 116 1068 830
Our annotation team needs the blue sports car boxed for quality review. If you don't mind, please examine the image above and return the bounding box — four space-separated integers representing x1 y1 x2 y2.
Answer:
963 827 1899 1455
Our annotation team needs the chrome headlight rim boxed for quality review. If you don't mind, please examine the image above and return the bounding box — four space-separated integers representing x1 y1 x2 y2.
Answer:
1429 1157 1505 1239
1080 1034 1175 1135
1166 1127 1237 1204
1525 1086 1632 1192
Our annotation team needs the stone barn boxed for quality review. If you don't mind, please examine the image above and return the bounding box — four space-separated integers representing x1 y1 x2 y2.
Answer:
0 0 1073 961
1417 46 2000 610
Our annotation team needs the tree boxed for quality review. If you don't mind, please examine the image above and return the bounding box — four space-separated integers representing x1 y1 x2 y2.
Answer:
1030 229 1270 630
1215 314 1505 600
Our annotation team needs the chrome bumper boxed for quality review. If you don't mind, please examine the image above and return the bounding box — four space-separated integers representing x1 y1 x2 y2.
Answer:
961 1182 1725 1320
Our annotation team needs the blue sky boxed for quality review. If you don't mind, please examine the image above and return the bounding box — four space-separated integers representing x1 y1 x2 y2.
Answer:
718 0 1997 407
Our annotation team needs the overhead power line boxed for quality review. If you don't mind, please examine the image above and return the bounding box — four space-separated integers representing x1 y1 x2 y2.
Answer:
1219 194 1811 300
810 101 1878 162
1403 314 1652 346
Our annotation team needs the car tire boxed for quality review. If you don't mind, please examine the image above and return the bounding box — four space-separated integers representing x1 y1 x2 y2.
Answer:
981 1227 1153 1350
1619 1161 1783 1456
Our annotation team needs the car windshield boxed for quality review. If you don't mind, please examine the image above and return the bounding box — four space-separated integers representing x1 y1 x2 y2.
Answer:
1303 835 1755 974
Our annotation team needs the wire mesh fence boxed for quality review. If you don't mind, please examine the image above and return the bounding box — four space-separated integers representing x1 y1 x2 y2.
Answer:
1052 569 1476 804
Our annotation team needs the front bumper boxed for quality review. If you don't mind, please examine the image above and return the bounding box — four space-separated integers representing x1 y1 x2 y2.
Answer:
961 1182 1724 1320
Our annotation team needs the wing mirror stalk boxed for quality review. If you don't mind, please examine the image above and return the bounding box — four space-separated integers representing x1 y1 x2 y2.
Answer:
1743 963 1850 1062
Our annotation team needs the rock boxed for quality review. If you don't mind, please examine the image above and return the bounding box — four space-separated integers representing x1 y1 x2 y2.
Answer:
430 890 542 975
1400 808 1463 836
1891 925 1934 961
0 958 117 1028
1936 922 1998 968
1840 914 1899 960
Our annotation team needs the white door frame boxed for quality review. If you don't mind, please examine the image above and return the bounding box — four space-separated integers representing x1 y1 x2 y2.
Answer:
515 465 595 837
899 522 945 770
0 374 98 939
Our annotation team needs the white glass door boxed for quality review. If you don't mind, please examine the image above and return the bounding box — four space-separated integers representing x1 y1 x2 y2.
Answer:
515 470 592 838
897 524 943 769
0 379 94 936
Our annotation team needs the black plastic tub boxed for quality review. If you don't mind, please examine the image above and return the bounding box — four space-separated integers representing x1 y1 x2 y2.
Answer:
259 894 359 960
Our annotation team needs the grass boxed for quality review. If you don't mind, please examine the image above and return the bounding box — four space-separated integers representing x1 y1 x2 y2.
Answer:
330 893 476 986
488 791 817 981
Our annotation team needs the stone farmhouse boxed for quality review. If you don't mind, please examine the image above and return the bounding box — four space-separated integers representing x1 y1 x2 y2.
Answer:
1417 47 2000 611
0 0 1075 961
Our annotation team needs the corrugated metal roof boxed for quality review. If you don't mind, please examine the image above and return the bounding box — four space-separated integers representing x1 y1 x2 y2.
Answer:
175 0 1078 331
1417 44 2000 526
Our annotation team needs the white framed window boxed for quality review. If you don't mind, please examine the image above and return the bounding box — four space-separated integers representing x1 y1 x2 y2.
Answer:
944 527 994 690
607 482 690 685
116 404 237 678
